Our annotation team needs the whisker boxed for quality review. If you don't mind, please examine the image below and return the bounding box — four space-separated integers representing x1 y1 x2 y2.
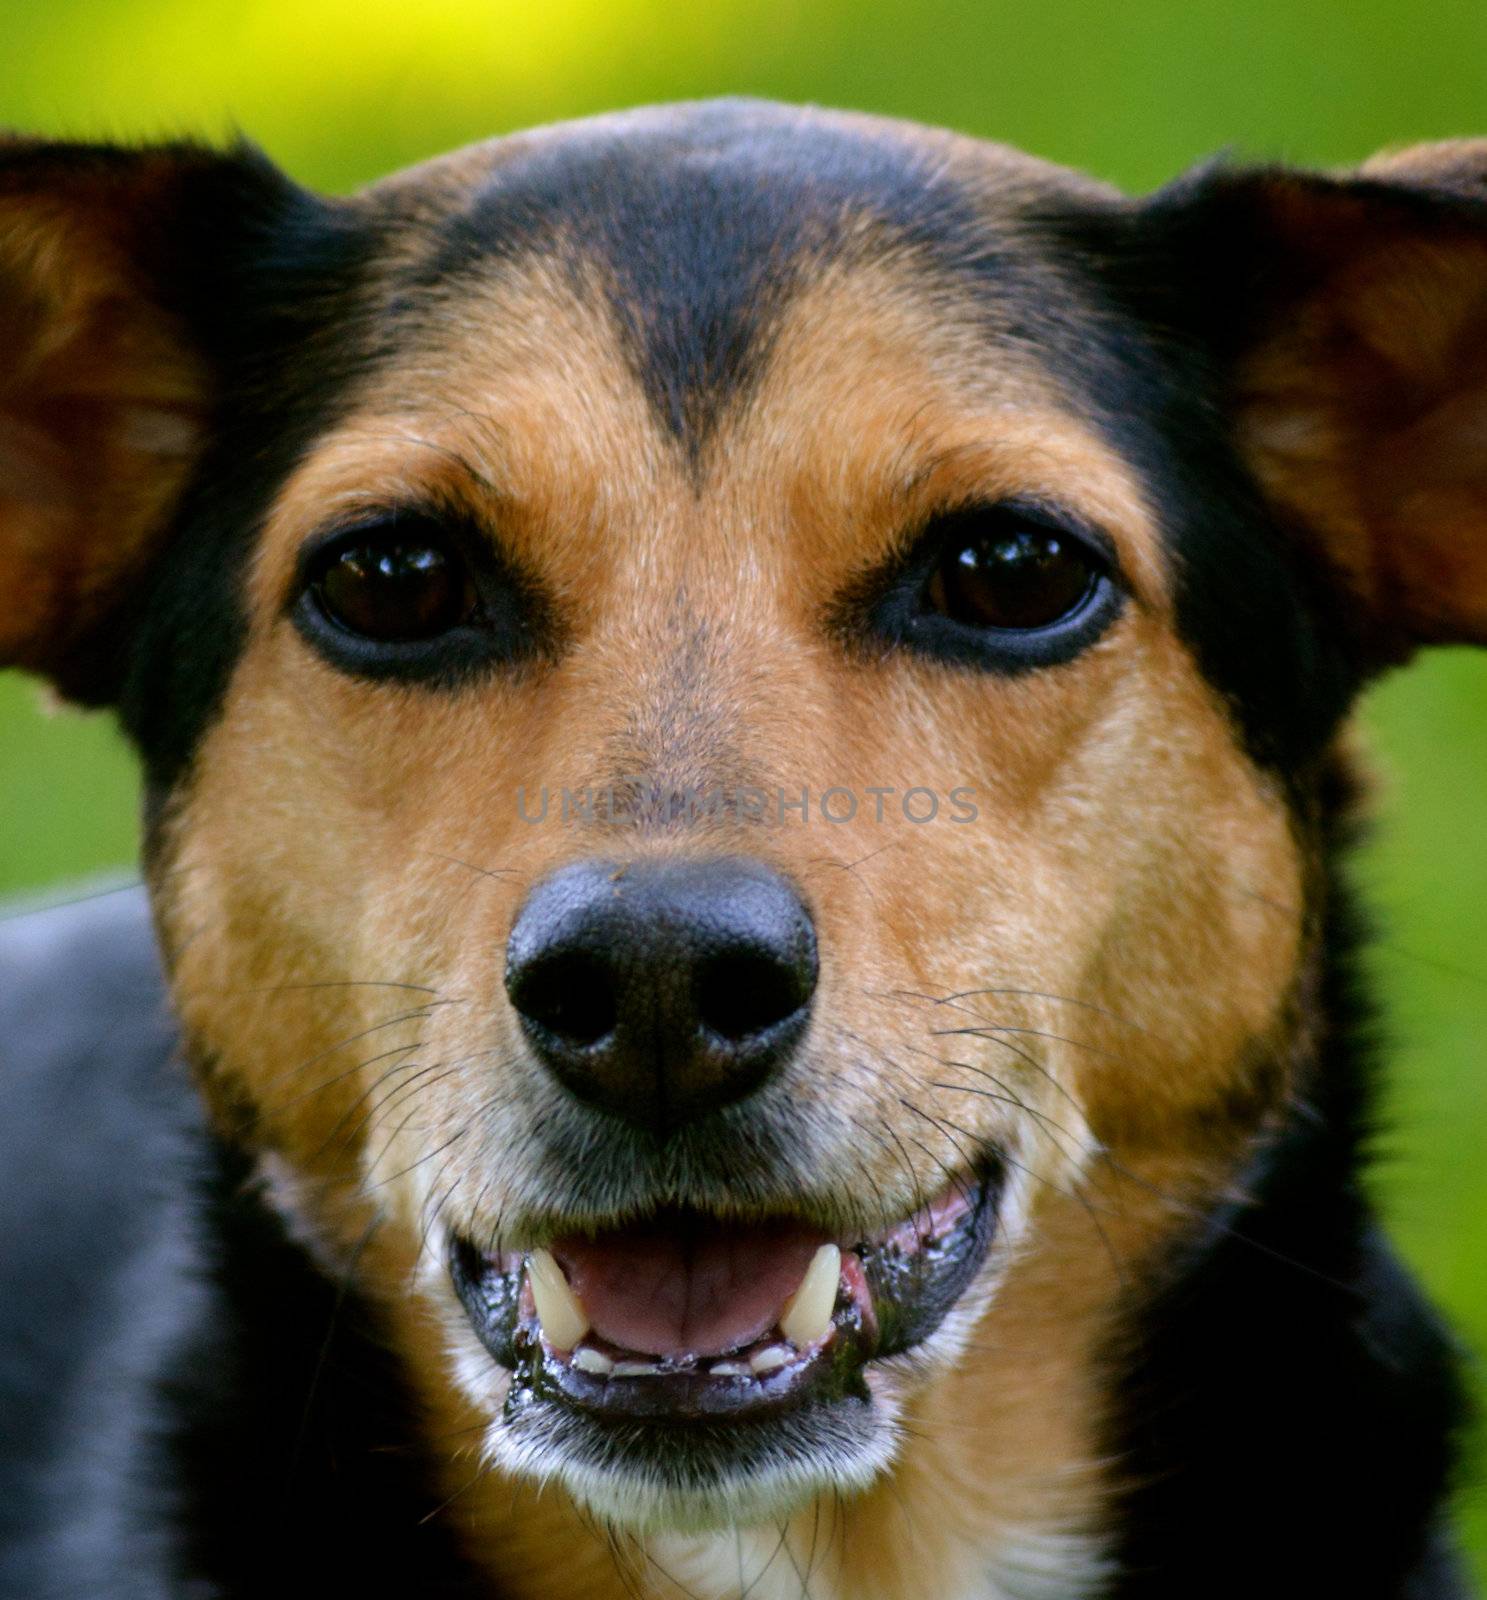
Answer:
357 1064 482 1169
903 1088 1129 1285
834 1026 933 1213
280 1039 422 1110
259 1003 458 1092
366 1127 471 1192
800 842 901 909
417 1154 473 1265
241 979 443 997
931 1022 1127 1064
358 1062 477 1177
894 1099 981 1202
416 1455 496 1526
306 1058 448 1167
918 1061 1097 1171
739 1517 793 1600
418 851 518 885
777 1512 816 1599
638 1537 710 1600
0 877 144 922
881 983 1151 1036
931 1022 1105 1131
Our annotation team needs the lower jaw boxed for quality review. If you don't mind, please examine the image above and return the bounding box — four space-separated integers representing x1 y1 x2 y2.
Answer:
494 1380 897 1533
449 1164 1002 1526
484 1285 897 1533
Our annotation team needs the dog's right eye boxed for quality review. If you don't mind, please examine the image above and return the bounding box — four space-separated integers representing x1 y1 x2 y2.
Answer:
291 515 545 684
310 535 474 642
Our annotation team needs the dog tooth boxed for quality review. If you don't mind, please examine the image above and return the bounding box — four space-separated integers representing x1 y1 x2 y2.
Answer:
749 1344 791 1376
709 1360 750 1377
527 1248 590 1351
779 1242 840 1349
611 1360 662 1377
572 1346 614 1376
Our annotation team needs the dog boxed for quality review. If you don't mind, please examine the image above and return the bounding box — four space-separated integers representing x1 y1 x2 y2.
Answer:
0 100 1480 1599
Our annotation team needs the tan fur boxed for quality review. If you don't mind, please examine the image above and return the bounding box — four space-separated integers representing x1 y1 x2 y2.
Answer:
147 187 1304 1596
0 180 206 680
31 102 1487 1600
1235 149 1487 654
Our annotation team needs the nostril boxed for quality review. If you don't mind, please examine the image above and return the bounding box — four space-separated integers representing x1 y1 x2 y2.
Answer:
507 856 818 1130
509 951 617 1046
695 949 813 1043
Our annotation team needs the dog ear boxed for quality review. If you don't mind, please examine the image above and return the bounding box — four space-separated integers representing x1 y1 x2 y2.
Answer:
0 140 299 703
1148 142 1487 667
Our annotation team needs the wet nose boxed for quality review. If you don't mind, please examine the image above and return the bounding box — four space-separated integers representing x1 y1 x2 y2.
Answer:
505 856 818 1135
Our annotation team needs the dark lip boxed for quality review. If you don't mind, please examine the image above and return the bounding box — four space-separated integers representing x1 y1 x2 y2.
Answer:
449 1159 1003 1426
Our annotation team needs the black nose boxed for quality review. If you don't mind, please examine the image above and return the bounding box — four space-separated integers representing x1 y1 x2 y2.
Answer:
505 856 817 1134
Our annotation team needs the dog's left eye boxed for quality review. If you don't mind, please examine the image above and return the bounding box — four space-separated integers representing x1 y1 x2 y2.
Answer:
310 534 474 642
860 502 1123 671
925 525 1099 632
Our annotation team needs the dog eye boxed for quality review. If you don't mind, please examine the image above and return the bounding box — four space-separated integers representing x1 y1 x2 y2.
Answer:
924 523 1099 632
310 534 475 642
852 502 1122 672
290 514 549 686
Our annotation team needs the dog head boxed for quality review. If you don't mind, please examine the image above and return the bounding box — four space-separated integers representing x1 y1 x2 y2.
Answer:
5 105 1486 1573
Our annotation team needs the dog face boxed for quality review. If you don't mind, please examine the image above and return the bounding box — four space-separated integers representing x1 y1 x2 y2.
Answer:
5 105 1487 1584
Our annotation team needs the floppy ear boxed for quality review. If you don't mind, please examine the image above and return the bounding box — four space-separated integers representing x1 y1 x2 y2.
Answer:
1153 141 1487 667
0 140 296 702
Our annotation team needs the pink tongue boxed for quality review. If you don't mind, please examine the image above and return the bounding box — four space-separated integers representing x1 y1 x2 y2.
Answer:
553 1218 826 1359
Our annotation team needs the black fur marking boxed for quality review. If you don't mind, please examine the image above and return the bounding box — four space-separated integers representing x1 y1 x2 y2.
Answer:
115 154 390 801
410 101 1040 461
1012 193 1360 776
1103 772 1472 1599
1043 167 1426 776
0 891 484 1598
162 1147 486 1597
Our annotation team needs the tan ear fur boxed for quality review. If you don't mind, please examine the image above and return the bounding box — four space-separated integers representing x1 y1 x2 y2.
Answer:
1228 142 1487 659
0 147 212 699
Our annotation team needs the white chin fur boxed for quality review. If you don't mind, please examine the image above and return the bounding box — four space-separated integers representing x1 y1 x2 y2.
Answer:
439 1272 1006 1538
490 1414 897 1535
426 1165 1034 1538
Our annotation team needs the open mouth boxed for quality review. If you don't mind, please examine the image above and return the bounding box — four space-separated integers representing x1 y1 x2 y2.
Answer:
449 1165 1001 1426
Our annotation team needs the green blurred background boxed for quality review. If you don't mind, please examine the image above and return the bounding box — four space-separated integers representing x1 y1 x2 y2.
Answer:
2 0 1485 1572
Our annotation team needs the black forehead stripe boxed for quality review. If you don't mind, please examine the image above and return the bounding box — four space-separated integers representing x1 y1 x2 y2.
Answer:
408 103 1034 458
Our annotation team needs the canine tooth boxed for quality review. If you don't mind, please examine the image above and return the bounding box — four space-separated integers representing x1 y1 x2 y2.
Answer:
611 1360 662 1377
749 1344 791 1376
572 1346 614 1376
527 1248 590 1350
779 1242 840 1348
709 1360 750 1377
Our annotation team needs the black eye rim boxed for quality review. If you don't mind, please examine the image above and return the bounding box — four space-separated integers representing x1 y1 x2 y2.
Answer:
287 508 551 685
849 498 1127 673
916 500 1118 628
300 518 480 642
